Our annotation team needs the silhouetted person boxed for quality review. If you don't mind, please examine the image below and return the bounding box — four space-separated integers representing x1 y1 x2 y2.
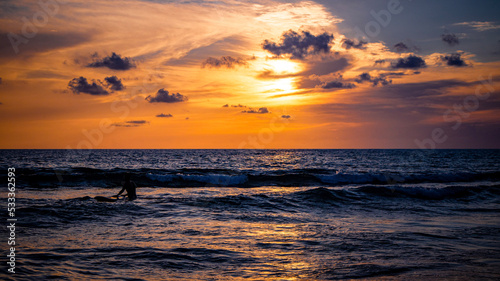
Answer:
116 174 137 201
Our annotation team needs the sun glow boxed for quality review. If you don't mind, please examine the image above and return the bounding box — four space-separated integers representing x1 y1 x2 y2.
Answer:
263 77 296 92
257 59 303 101
266 59 302 74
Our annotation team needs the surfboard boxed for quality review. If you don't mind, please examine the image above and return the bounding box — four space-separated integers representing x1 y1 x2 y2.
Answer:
94 196 119 202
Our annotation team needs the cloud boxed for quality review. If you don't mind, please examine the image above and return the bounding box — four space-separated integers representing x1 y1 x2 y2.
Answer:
0 32 90 60
146 89 188 103
392 55 426 69
377 79 472 99
0 77 2 84
393 42 409 52
453 21 500 32
441 53 467 67
68 77 109 96
355 73 392 86
374 60 386 65
355 73 371 83
262 30 334 59
156 113 173 118
341 39 367 50
202 56 248 68
322 81 356 89
87 52 135 70
297 72 357 90
281 115 291 119
242 107 269 114
113 120 149 127
222 104 247 108
301 57 350 76
383 72 406 76
441 33 460 46
104 76 125 91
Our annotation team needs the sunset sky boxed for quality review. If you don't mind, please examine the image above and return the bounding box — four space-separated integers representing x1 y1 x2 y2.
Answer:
1 0 499 148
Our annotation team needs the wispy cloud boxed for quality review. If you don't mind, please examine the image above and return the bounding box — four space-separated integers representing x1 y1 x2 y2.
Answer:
453 21 500 32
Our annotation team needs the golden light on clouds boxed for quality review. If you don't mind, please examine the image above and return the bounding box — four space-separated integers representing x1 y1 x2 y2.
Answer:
0 0 499 148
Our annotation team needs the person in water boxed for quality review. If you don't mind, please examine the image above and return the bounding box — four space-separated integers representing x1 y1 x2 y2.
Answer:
116 174 137 201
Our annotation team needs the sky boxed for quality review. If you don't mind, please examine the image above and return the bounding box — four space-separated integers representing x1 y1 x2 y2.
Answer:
0 0 499 149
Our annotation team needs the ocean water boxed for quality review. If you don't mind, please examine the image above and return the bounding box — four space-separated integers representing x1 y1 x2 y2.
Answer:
1 149 500 280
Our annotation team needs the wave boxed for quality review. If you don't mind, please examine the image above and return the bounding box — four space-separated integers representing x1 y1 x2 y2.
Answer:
14 185 500 230
7 167 500 188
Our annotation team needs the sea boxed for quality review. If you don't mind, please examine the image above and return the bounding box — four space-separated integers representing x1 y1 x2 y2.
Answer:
1 149 499 280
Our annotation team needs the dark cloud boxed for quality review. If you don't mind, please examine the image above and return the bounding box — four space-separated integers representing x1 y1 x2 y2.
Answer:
146 89 188 103
87 52 135 70
356 73 372 83
322 81 356 89
202 56 248 68
242 107 269 114
262 30 334 59
393 42 420 53
371 77 392 86
104 76 125 91
222 104 247 108
281 115 291 119
156 113 173 118
441 33 460 46
355 72 392 86
441 53 467 67
383 72 406 76
393 42 409 52
68 77 109 96
113 120 149 127
374 60 386 65
392 55 426 69
341 39 367 50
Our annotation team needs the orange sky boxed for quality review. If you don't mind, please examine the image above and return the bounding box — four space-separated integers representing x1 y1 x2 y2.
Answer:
0 0 499 148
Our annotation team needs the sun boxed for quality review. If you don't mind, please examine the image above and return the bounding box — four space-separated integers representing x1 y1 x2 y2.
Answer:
259 59 302 93
263 77 296 92
266 59 302 74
